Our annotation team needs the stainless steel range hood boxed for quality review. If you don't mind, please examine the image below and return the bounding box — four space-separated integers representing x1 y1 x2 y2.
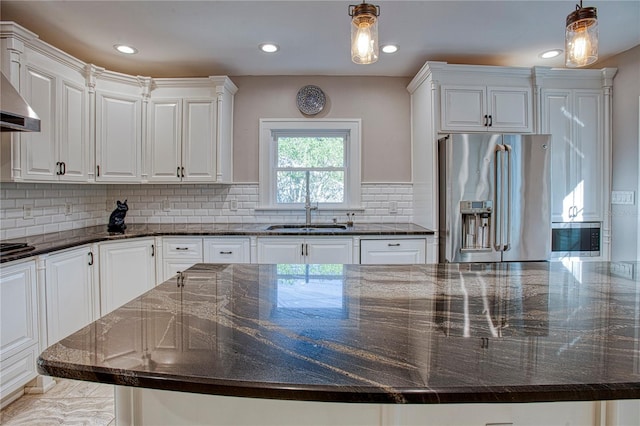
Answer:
1 72 40 132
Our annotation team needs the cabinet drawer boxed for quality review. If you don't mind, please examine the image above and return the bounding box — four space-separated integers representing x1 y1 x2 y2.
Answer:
360 239 426 265
0 344 38 400
204 238 250 263
162 238 203 260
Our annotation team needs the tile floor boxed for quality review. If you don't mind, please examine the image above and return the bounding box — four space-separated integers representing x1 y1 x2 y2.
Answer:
0 379 115 425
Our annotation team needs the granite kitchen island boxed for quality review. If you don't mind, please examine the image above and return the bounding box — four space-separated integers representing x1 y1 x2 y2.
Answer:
38 262 640 425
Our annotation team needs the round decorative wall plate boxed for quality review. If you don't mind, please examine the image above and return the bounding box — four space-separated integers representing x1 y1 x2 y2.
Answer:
296 85 326 115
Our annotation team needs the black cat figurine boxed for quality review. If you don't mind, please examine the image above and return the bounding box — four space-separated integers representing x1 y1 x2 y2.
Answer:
107 200 128 233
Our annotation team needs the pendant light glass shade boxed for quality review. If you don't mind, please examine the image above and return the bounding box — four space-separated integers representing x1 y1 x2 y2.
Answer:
349 2 380 65
565 2 598 68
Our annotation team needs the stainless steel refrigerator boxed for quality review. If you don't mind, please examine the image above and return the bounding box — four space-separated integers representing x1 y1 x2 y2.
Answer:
438 134 551 263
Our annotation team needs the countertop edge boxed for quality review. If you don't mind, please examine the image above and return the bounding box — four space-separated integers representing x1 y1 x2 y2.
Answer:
37 360 640 404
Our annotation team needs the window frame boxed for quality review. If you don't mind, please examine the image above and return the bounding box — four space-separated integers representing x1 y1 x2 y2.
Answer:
259 119 361 210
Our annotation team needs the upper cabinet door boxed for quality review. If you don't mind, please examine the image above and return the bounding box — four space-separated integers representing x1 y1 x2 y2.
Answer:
95 91 142 182
148 99 182 182
441 85 485 131
487 87 532 132
572 90 603 222
21 66 57 181
543 89 603 223
440 85 532 133
58 80 89 182
543 90 573 223
182 99 217 182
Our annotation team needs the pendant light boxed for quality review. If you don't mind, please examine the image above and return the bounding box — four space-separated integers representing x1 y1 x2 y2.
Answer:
348 2 380 64
565 1 598 68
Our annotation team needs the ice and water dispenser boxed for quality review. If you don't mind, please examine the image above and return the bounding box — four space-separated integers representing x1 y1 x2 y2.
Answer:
460 201 492 251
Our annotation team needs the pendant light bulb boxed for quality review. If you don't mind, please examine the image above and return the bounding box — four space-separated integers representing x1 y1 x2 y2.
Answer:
565 1 598 68
349 2 380 65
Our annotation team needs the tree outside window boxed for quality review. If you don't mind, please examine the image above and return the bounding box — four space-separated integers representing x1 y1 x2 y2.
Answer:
275 135 345 204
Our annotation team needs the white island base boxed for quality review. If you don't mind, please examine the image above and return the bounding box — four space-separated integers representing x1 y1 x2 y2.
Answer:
114 386 639 426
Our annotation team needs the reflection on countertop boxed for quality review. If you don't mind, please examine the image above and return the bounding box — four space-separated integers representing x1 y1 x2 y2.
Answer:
38 261 640 404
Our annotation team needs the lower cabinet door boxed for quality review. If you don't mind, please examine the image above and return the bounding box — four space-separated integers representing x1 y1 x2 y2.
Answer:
257 238 304 264
163 261 198 282
45 247 96 344
0 260 38 361
305 238 353 264
99 238 156 316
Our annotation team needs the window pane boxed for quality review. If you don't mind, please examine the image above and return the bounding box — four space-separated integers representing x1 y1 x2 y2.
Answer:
310 171 344 203
276 171 306 203
277 137 344 168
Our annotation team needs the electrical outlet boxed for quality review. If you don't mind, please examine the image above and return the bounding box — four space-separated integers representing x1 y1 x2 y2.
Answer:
23 205 33 219
611 191 635 205
389 201 398 214
65 203 73 215
162 199 171 211
610 262 635 280
230 199 238 211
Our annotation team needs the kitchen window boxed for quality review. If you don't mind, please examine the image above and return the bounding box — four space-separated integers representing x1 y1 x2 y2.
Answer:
259 119 361 209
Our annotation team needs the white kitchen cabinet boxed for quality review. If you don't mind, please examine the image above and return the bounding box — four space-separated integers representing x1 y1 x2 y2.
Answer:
146 78 237 183
440 84 532 133
204 237 250 263
44 246 98 344
99 238 156 315
148 98 216 182
95 90 142 182
257 237 353 264
160 237 203 283
0 259 39 403
16 45 89 182
360 239 426 264
542 89 603 222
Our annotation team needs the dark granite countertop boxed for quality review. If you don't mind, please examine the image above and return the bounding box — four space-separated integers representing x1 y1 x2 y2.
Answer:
38 261 640 404
0 223 434 263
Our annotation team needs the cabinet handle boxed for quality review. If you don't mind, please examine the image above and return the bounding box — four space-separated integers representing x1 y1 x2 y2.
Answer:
305 243 309 257
388 243 401 247
488 115 493 127
96 165 100 177
301 243 305 256
62 162 66 175
88 251 94 266
151 244 155 257
219 251 233 255
176 247 189 251
181 167 185 178
56 162 61 175
483 115 488 126
177 167 181 178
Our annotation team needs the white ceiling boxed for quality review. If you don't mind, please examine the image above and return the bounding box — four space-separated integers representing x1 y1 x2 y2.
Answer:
1 1 639 78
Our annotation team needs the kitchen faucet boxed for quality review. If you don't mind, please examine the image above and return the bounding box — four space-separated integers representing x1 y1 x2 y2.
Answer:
304 172 317 226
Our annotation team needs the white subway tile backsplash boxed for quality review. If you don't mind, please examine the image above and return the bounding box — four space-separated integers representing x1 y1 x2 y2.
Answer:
0 182 415 239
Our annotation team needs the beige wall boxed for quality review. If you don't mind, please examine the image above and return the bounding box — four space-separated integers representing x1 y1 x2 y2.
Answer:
231 76 412 183
599 45 640 261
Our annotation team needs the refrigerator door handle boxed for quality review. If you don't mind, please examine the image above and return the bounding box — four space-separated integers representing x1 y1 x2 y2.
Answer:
494 144 506 252
504 144 512 252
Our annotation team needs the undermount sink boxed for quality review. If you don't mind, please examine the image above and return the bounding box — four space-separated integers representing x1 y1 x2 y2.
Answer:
266 224 348 232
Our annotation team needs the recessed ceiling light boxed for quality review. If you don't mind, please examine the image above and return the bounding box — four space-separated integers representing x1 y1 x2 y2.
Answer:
381 44 399 54
259 43 279 53
114 44 138 55
539 49 563 59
